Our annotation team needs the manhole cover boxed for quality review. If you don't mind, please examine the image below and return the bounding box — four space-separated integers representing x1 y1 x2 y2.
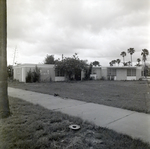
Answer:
69 124 80 130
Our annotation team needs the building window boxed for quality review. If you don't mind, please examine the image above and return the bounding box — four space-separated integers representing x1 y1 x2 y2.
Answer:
107 68 116 76
55 69 64 76
127 69 136 76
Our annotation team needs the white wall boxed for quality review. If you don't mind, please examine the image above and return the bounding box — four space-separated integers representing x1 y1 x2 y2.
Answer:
126 76 136 80
55 77 65 81
101 67 107 79
116 69 127 80
90 74 97 80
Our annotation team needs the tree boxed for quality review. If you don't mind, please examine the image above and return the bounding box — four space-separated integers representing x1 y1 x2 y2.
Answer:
109 61 113 66
7 65 13 79
92 61 100 67
0 0 10 118
26 66 41 83
127 48 135 66
136 58 141 66
55 53 88 80
127 61 131 66
112 60 117 66
123 62 128 66
141 49 149 77
44 54 55 64
116 59 121 66
141 49 149 65
120 51 126 64
84 63 93 80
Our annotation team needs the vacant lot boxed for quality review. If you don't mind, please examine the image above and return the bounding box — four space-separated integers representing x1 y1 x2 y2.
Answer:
0 97 149 149
9 80 150 113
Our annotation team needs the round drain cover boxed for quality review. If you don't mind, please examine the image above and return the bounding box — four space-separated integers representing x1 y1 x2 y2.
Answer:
69 124 80 130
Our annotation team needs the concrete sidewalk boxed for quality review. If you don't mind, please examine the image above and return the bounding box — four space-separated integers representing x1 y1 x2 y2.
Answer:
8 87 150 144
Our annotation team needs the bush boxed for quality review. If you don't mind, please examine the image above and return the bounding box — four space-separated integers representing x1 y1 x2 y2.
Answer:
26 69 33 83
100 76 105 80
32 66 41 82
26 66 41 83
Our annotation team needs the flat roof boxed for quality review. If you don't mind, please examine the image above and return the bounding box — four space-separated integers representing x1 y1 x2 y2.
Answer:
107 66 142 69
13 64 55 68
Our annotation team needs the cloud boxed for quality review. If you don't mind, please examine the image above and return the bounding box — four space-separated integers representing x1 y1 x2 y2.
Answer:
7 0 150 65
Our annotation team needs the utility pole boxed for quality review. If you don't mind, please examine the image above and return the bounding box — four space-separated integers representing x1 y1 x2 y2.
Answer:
0 0 10 118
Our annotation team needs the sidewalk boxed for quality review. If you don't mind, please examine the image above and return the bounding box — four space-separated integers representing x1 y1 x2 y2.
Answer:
8 87 150 144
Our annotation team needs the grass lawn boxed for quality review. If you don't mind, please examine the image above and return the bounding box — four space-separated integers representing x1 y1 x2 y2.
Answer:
9 80 150 113
0 97 150 149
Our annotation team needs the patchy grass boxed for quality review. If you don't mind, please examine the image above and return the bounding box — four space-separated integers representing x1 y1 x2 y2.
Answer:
0 97 150 149
9 80 150 113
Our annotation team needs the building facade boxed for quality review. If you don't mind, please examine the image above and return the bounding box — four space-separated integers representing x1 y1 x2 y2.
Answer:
13 64 85 82
13 64 66 82
91 66 143 80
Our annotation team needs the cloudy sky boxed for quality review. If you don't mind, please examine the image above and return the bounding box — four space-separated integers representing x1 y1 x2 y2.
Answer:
7 0 150 66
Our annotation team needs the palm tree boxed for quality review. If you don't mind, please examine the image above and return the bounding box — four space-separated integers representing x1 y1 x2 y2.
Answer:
141 49 149 77
141 49 149 65
109 62 113 66
127 48 135 66
112 60 117 66
0 0 10 118
116 59 121 66
120 51 126 64
127 61 131 66
137 58 141 66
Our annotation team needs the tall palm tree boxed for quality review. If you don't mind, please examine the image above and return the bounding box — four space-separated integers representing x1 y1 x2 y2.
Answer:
120 51 126 64
0 0 10 118
116 59 121 66
141 49 149 65
127 48 135 66
141 49 149 77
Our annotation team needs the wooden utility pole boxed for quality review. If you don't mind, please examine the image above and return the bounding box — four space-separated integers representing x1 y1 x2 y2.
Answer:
0 0 10 118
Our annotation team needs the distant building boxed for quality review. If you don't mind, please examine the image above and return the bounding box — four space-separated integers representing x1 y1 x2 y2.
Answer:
90 66 143 80
13 64 65 82
13 64 85 82
13 64 145 82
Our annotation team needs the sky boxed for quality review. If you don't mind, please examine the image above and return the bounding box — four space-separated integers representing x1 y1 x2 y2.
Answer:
7 0 150 66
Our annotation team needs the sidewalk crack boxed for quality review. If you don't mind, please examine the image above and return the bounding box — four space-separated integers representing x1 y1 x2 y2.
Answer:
106 112 135 126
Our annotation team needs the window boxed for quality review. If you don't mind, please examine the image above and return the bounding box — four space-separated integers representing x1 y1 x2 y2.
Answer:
127 69 136 76
107 68 116 76
55 69 64 76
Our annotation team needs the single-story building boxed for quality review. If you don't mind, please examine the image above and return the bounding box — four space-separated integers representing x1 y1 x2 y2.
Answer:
90 66 143 80
13 64 85 82
13 64 145 82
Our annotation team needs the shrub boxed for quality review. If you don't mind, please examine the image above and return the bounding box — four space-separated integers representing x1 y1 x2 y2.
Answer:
32 66 41 82
26 66 41 83
26 69 33 83
100 76 105 80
